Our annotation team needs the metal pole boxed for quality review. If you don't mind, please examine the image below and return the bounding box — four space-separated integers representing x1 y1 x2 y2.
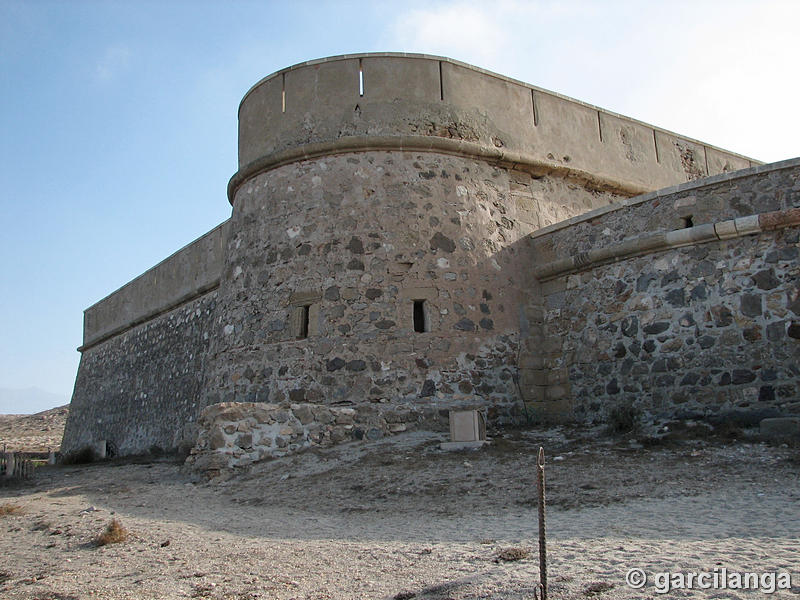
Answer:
537 446 547 600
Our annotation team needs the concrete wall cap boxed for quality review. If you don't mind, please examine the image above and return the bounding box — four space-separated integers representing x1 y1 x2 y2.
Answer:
237 53 763 164
714 220 739 240
534 205 799 282
733 215 761 235
227 135 650 205
234 53 761 201
530 157 800 240
83 220 230 312
80 220 230 348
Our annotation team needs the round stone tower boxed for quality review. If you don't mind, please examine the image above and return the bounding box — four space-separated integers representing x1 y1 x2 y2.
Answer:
201 53 752 429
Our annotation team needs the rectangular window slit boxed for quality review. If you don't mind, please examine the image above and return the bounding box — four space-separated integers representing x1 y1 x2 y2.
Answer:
413 300 427 333
299 305 310 339
531 90 539 126
682 215 694 228
438 61 444 101
358 58 364 97
281 72 286 113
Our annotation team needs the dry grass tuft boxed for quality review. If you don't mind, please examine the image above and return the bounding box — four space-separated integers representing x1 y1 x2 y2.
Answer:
32 519 52 531
95 518 128 546
496 546 531 562
0 502 24 516
584 581 615 596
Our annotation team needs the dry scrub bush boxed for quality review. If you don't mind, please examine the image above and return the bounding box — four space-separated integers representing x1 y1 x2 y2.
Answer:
584 581 615 596
61 446 97 465
0 502 24 516
606 401 641 434
496 547 531 561
96 518 128 546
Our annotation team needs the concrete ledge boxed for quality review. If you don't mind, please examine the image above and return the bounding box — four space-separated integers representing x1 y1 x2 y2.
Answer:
533 207 800 282
227 134 651 205
78 282 219 352
531 157 800 240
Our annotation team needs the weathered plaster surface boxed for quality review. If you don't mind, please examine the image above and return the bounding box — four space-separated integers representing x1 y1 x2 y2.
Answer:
234 54 754 198
82 222 228 349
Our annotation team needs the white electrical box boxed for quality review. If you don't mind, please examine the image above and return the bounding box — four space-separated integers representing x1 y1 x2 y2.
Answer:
449 409 486 442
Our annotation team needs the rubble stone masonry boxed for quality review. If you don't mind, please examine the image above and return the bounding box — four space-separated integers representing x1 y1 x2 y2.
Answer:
528 161 800 423
63 54 794 460
62 293 218 455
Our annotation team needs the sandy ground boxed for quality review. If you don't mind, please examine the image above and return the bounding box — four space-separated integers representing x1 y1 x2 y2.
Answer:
1 418 799 599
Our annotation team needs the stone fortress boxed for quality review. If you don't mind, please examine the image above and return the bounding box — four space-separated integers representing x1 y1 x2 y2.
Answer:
62 53 799 466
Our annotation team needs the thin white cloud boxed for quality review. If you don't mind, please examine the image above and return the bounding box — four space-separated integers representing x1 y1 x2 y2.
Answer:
94 44 132 82
386 1 508 69
621 3 800 161
382 0 626 90
381 0 800 162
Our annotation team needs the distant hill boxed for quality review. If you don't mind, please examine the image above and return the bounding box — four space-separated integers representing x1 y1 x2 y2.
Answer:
0 405 69 451
0 387 70 415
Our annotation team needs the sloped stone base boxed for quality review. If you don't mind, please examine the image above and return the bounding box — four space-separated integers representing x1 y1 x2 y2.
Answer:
186 401 425 478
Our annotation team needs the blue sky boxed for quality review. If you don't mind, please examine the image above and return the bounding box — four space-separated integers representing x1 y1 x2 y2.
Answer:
1 0 798 410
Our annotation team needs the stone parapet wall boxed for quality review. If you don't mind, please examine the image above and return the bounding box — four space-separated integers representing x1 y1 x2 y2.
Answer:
534 207 800 283
82 221 229 349
526 162 800 423
186 401 431 477
233 53 755 204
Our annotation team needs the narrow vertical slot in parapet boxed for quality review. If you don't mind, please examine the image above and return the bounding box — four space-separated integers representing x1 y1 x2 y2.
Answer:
653 130 660 163
439 61 444 101
358 58 364 97
703 146 709 175
597 111 603 142
281 72 286 113
531 90 539 126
